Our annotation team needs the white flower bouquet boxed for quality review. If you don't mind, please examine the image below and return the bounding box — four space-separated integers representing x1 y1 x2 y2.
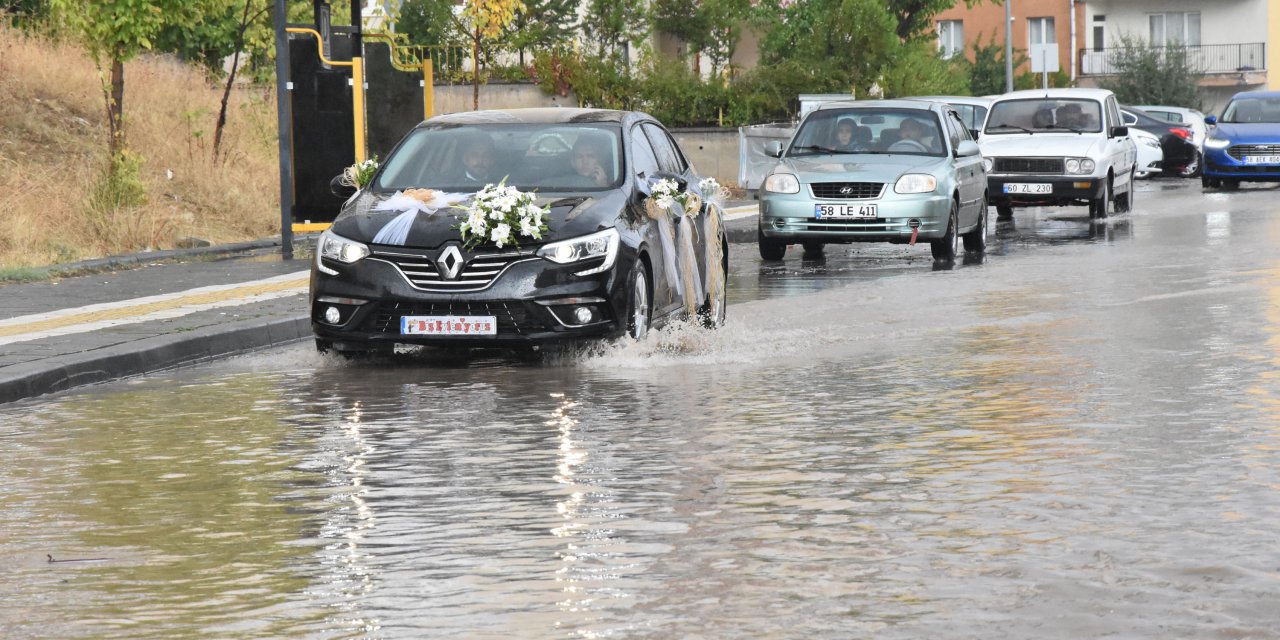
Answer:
650 177 701 217
459 180 550 250
341 156 379 189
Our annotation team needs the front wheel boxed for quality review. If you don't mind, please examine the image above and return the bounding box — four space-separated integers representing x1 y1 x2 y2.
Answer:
961 196 987 254
1089 177 1111 219
1202 175 1220 190
758 233 786 260
699 246 728 329
801 240 825 255
626 263 652 340
1115 169 1135 213
931 201 958 262
995 203 1014 220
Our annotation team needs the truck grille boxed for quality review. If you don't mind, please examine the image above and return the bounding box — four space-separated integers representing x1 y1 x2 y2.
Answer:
810 182 884 199
993 157 1064 174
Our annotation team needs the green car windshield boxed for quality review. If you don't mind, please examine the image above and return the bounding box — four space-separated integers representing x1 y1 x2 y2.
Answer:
788 108 947 157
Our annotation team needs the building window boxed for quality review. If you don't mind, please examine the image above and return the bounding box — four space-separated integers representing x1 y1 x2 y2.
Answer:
1093 26 1105 51
937 20 964 59
1029 17 1056 46
1149 12 1201 46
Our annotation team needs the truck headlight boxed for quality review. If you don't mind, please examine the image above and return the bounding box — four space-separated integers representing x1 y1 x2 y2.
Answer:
764 173 800 194
536 228 619 276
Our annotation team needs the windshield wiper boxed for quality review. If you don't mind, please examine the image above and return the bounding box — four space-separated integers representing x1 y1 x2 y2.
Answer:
1045 124 1086 134
989 123 1033 134
789 144 847 155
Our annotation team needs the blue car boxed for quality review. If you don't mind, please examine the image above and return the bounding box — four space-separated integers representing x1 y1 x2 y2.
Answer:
1202 90 1280 189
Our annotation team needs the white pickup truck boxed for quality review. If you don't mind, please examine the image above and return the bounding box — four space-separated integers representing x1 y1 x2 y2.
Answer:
980 88 1137 220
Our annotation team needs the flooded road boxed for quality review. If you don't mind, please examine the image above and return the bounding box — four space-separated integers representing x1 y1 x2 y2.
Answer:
4 180 1280 638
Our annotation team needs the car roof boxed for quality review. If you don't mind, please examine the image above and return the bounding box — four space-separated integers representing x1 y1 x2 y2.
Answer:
813 98 945 112
911 95 993 106
1227 90 1280 100
992 88 1114 102
421 108 638 127
1135 105 1201 114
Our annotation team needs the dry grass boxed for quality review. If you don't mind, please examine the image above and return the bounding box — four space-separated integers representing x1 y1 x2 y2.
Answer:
0 24 280 269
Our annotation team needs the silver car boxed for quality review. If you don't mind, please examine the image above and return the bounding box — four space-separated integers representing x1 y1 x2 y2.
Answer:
757 99 988 262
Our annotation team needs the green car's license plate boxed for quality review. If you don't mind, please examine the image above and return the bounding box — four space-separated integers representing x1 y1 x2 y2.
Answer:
815 203 877 218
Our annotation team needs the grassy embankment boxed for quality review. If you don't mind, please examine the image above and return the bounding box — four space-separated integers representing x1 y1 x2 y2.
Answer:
0 24 280 276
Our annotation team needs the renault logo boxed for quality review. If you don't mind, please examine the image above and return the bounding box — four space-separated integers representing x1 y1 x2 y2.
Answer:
839 185 855 195
437 245 464 280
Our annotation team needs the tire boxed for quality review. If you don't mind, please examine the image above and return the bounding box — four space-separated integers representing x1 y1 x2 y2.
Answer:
626 263 652 340
1179 151 1202 178
931 201 958 262
1115 169 1135 213
996 203 1014 220
1089 176 1111 219
1201 175 1214 190
1222 179 1240 191
699 244 728 329
758 233 786 260
801 240 825 255
961 195 987 254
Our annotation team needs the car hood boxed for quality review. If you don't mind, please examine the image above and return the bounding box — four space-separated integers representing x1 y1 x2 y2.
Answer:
780 154 944 182
979 133 1106 158
329 189 625 249
1209 122 1280 144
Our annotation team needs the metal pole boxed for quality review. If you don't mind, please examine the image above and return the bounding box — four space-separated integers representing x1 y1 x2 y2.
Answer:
351 0 366 162
1005 0 1014 92
273 0 295 260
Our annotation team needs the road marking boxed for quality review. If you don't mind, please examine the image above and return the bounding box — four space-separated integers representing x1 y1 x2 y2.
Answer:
722 204 758 221
0 271 310 346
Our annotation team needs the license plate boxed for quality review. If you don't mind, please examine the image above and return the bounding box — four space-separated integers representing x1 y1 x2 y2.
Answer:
401 315 497 336
1003 183 1053 194
815 203 878 219
1244 155 1280 164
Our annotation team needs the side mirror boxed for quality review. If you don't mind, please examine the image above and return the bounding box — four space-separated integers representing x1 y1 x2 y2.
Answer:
330 174 357 200
765 141 784 158
969 128 980 140
1205 114 1218 126
1110 126 1129 138
954 140 980 157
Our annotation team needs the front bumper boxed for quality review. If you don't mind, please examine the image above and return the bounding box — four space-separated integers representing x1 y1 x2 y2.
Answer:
987 175 1102 207
758 191 951 243
309 252 630 348
1203 146 1280 181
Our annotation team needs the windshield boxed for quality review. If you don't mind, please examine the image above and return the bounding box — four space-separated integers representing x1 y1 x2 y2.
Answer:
1221 98 1280 123
950 104 988 131
374 124 624 192
984 98 1103 134
788 108 946 157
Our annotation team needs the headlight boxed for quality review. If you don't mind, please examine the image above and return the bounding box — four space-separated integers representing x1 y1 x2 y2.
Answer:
1204 137 1230 149
1064 158 1095 175
893 174 937 194
982 157 994 172
318 230 370 265
536 227 619 276
764 173 800 194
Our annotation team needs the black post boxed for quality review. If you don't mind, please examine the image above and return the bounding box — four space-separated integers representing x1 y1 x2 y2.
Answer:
351 0 362 51
274 0 294 260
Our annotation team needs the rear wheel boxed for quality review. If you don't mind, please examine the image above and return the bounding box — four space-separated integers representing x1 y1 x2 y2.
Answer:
1179 150 1202 178
626 264 652 339
961 196 987 254
1089 176 1111 219
758 233 786 260
996 203 1014 220
931 201 958 262
801 240 825 255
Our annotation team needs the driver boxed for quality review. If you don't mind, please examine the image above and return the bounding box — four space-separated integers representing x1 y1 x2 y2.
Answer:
888 117 930 153
1058 103 1087 129
833 119 861 151
456 133 498 183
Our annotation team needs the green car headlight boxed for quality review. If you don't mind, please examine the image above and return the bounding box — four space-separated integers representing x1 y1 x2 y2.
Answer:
893 174 937 194
764 173 800 194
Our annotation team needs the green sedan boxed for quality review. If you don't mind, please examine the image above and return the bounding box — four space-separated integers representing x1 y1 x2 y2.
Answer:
758 99 989 262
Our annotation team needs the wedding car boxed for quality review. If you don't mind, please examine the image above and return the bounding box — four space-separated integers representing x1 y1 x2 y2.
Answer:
981 88 1137 219
1201 90 1280 190
310 108 727 356
757 99 988 262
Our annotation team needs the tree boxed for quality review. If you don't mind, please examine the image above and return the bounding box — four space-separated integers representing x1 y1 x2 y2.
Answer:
888 0 992 43
879 40 970 97
506 0 578 66
757 0 899 96
1098 33 1203 109
453 0 525 110
965 32 1025 96
395 0 458 47
580 0 647 64
652 0 750 75
49 0 193 155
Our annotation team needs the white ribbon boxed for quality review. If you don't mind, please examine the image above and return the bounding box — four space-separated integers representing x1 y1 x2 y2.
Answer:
371 191 470 245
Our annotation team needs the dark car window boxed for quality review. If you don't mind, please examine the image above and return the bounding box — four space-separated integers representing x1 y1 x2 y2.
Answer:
642 123 687 174
1222 97 1280 123
949 104 988 131
630 125 661 181
986 98 1103 133
789 107 946 156
374 123 624 192
943 110 964 149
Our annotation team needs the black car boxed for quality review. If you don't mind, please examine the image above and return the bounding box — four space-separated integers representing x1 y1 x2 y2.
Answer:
1121 106 1199 177
310 108 727 356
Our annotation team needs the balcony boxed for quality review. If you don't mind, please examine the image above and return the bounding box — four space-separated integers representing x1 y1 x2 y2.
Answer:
1079 43 1266 86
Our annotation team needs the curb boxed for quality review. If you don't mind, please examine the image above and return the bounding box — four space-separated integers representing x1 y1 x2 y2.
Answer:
0 312 311 405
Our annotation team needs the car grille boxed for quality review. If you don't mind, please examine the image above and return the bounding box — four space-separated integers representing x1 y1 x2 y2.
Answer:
370 249 536 291
810 182 884 199
992 157 1064 174
365 300 549 336
1227 144 1280 160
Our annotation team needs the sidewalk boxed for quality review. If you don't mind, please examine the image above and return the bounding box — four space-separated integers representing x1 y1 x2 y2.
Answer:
0 204 760 405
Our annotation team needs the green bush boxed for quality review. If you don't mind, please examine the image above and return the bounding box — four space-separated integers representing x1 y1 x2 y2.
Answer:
879 42 971 98
1098 33 1203 109
633 54 727 127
